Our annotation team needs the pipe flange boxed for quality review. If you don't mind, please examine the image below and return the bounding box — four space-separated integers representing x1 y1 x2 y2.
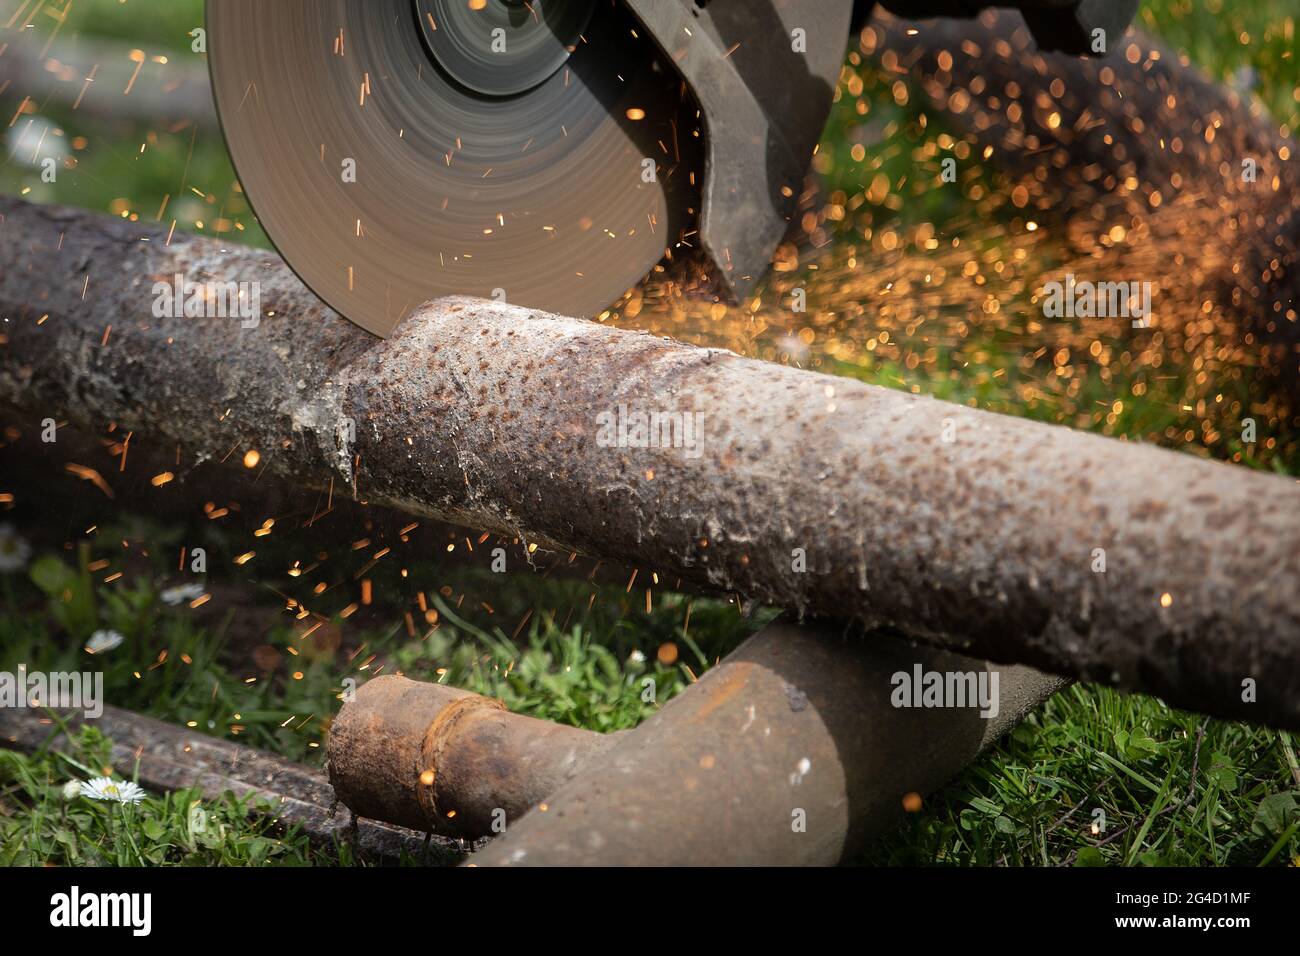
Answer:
416 694 507 830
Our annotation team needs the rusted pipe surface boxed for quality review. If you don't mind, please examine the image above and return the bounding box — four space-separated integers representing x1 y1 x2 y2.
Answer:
471 620 1063 865
327 675 618 840
0 198 1296 726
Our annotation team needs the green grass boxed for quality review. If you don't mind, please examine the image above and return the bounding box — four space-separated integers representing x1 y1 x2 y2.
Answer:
0 530 770 865
0 725 340 866
2 534 764 754
1137 0 1299 133
867 687 1300 867
1 0 1298 866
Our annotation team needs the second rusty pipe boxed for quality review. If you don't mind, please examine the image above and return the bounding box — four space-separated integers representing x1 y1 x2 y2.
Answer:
471 620 1065 865
327 676 618 839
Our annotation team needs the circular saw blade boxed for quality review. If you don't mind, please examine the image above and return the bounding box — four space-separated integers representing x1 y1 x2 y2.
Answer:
207 0 699 337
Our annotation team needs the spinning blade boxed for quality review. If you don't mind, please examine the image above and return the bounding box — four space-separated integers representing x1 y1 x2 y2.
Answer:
208 0 700 337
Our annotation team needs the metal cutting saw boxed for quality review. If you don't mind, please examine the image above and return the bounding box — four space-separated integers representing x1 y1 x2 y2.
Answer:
207 0 1139 337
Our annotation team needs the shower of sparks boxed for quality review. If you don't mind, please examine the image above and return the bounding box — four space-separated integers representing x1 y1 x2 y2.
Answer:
607 12 1297 467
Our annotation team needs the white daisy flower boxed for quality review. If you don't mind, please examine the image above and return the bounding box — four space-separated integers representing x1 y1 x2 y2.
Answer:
160 582 206 606
61 780 82 801
79 777 146 805
85 629 125 654
0 524 32 573
628 649 646 664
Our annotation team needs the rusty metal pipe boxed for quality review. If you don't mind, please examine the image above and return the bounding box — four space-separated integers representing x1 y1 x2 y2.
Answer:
2 198 1297 727
470 620 1064 866
327 675 619 840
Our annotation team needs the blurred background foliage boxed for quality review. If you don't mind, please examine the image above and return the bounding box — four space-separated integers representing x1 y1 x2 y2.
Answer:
3 0 1295 268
